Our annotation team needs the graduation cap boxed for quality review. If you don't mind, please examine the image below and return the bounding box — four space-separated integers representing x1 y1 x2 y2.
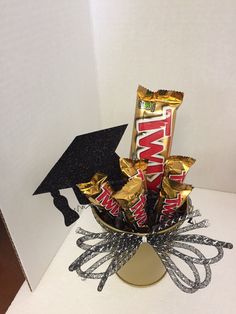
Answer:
33 124 128 226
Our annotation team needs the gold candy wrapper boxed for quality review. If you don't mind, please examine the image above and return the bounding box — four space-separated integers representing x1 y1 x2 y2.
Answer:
130 85 184 192
119 158 147 188
120 158 147 178
113 168 148 229
164 156 196 183
155 177 193 223
77 173 121 217
114 176 144 207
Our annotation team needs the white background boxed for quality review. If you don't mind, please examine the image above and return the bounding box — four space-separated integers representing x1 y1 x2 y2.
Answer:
0 0 100 289
90 0 236 193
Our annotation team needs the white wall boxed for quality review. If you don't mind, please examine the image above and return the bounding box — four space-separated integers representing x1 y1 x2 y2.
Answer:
0 1 100 289
90 0 236 193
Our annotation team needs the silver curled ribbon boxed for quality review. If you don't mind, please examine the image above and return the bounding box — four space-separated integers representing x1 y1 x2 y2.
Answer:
69 210 233 293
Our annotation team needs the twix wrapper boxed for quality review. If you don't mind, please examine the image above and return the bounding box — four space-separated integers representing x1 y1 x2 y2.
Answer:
119 158 147 186
155 176 193 223
113 159 148 230
130 85 184 192
77 173 121 218
164 156 196 183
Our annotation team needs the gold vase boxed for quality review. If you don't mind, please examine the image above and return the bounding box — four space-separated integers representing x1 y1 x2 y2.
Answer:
92 199 189 287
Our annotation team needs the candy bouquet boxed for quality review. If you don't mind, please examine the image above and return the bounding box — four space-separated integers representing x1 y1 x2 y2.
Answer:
35 86 233 293
68 86 233 293
75 87 194 233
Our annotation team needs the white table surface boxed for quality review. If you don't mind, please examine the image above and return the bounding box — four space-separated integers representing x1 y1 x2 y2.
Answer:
7 188 236 314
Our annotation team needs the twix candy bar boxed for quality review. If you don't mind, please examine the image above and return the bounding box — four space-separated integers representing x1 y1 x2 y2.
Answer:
130 85 184 191
119 158 147 185
164 156 195 183
155 176 193 223
77 173 121 218
113 159 148 230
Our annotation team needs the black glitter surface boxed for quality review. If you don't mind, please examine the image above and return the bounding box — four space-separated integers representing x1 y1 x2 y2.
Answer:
33 124 128 226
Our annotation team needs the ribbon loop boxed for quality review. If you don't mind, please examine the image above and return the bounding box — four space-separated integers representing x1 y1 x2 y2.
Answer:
69 214 233 293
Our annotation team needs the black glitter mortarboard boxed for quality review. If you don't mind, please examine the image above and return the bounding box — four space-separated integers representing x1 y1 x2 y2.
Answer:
33 124 128 226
